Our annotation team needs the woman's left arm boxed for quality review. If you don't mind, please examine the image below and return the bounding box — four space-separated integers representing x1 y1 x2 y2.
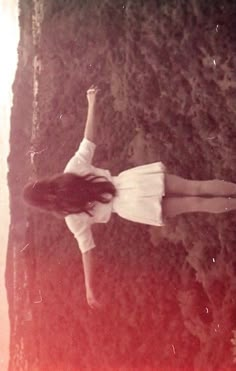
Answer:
84 85 100 144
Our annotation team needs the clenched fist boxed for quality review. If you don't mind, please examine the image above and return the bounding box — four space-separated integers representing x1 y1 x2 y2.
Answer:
87 85 100 106
86 287 102 310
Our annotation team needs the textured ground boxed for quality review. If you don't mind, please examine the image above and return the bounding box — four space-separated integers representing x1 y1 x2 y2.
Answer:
6 0 236 370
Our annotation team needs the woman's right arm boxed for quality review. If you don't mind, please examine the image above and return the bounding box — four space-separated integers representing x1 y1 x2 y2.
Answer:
82 249 102 309
65 215 101 308
84 85 99 143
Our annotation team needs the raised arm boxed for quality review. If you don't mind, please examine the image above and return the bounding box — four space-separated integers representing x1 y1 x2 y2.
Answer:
82 249 102 309
65 214 102 309
84 85 100 143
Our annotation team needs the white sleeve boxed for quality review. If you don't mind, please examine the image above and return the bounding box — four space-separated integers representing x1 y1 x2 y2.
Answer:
64 138 96 173
75 138 96 164
65 214 95 254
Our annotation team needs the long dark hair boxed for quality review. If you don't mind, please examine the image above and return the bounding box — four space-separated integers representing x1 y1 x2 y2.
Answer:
23 172 117 217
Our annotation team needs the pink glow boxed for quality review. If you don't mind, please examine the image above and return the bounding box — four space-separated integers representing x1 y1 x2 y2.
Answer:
0 1 20 370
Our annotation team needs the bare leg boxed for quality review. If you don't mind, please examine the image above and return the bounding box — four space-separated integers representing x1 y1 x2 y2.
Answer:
162 196 236 219
165 174 236 197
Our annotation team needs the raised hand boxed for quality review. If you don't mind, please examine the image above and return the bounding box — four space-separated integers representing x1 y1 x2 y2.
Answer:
86 85 100 106
86 288 103 310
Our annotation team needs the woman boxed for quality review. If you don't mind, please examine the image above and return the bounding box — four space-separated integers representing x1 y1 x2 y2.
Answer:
23 85 236 309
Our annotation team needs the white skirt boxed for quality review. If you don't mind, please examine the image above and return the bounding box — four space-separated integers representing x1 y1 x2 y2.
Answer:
112 162 166 226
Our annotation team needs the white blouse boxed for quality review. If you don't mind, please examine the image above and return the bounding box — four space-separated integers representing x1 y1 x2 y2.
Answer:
64 138 114 254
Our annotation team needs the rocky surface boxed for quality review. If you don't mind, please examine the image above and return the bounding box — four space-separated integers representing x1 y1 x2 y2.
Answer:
7 0 236 370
